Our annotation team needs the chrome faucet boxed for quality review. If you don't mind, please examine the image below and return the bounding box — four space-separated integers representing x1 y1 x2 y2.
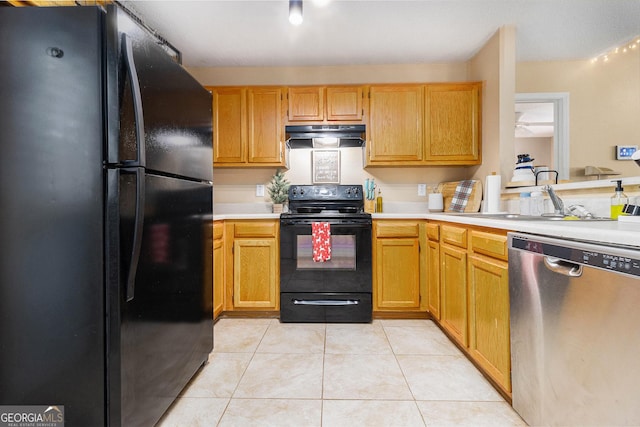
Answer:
543 185 566 216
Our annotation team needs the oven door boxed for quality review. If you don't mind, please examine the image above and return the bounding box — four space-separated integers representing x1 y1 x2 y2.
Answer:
279 219 372 323
280 220 372 293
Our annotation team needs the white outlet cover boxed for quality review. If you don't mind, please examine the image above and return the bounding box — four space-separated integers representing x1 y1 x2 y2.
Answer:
418 184 427 196
256 184 265 197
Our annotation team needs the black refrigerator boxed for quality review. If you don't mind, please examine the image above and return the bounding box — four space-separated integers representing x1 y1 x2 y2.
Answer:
0 5 213 426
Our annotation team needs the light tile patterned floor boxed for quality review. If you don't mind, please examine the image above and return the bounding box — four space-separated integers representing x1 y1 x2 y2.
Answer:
157 318 527 426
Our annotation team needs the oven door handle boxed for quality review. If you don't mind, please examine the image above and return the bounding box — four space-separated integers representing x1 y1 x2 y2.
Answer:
292 299 360 306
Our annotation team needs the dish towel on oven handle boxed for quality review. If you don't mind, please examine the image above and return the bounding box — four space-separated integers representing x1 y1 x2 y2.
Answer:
448 180 476 212
312 222 331 262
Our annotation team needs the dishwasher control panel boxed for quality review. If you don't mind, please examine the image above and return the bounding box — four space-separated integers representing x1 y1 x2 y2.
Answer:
511 235 640 277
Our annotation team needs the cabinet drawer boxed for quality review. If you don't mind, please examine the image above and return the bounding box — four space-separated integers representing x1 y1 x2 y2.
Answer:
234 221 277 237
213 221 224 240
426 223 440 241
441 225 467 248
375 221 420 238
470 230 507 260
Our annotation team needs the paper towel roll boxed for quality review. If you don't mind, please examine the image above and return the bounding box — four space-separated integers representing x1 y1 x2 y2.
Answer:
483 174 502 213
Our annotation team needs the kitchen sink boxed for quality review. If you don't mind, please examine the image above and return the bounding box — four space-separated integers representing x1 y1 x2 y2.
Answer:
450 213 613 221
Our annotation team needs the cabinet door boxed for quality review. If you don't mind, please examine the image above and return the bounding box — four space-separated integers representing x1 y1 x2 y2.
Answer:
424 83 481 164
213 222 225 319
426 239 441 319
440 244 468 346
233 238 278 309
468 254 511 393
247 87 284 164
374 237 420 310
288 86 324 121
368 85 424 163
326 86 364 121
211 87 247 164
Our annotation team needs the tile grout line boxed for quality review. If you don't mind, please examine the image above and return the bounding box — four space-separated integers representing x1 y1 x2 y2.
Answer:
215 318 274 426
381 320 431 426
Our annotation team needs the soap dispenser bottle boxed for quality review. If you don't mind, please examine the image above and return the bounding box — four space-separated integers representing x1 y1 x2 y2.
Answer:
610 180 628 219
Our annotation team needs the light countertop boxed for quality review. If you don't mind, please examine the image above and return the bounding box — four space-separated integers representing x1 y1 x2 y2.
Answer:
423 212 640 249
214 204 640 249
213 213 281 220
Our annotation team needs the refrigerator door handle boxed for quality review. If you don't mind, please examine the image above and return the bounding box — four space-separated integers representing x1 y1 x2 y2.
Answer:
121 33 146 168
125 167 146 301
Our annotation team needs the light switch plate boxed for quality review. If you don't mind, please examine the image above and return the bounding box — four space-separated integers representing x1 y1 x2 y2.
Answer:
418 183 427 196
256 184 265 197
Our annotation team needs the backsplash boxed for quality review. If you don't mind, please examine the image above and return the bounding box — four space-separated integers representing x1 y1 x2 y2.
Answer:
213 147 472 206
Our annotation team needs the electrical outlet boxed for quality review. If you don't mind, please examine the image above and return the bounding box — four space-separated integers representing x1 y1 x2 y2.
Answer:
418 183 427 196
256 184 265 197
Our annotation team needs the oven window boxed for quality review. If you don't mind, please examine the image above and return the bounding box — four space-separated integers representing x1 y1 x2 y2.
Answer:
296 235 356 270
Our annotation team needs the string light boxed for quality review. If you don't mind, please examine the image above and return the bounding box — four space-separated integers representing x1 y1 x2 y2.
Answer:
592 36 640 64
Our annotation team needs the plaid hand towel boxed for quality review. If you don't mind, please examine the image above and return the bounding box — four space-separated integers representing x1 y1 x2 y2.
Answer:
448 180 475 212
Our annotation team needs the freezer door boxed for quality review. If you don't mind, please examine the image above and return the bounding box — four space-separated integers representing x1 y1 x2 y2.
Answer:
107 170 213 427
112 10 213 182
0 6 106 426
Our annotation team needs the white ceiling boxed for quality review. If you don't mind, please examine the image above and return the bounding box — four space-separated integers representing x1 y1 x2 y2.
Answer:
121 0 640 68
515 102 554 138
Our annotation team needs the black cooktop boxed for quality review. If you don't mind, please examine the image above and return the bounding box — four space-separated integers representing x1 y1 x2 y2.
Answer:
283 184 370 222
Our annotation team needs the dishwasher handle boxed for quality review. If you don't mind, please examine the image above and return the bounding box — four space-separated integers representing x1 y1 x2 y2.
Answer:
544 256 583 277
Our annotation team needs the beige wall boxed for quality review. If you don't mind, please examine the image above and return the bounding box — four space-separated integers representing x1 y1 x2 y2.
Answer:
188 63 468 86
515 136 554 170
194 31 517 206
516 48 640 180
469 25 516 184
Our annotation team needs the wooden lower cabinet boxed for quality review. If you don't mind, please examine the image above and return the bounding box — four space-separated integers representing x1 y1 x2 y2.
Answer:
468 253 511 393
373 220 426 312
426 223 440 319
233 239 278 308
213 221 225 319
426 239 441 319
440 243 468 346
224 220 280 311
427 221 511 396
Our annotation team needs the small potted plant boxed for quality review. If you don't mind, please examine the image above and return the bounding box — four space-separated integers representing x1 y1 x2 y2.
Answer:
267 169 290 213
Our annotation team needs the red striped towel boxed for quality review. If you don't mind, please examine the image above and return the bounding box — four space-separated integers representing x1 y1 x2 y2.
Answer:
312 222 331 262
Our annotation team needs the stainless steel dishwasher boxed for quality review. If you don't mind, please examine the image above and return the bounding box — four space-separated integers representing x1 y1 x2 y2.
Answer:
508 232 640 427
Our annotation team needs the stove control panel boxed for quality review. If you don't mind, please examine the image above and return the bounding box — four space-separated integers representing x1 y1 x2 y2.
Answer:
289 185 363 201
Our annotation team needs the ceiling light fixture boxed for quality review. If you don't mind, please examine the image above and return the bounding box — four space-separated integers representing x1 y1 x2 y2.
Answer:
289 0 303 26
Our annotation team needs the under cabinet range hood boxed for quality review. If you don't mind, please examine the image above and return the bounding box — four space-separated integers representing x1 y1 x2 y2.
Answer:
286 124 366 148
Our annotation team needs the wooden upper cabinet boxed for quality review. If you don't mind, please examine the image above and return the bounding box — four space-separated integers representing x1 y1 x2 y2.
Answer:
212 87 247 164
326 86 364 121
285 85 365 123
424 83 481 164
368 85 424 164
209 86 285 167
247 87 284 164
287 87 324 121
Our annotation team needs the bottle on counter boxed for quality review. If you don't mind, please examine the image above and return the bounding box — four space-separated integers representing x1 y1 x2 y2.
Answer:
376 188 383 213
519 192 531 215
530 191 545 216
610 180 628 219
